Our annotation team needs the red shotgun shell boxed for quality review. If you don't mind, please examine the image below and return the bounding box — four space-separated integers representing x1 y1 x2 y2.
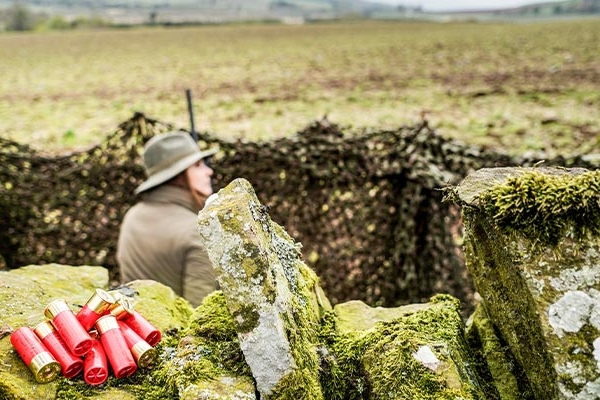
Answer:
110 297 161 347
45 299 92 356
108 296 133 320
95 315 137 378
76 289 116 331
34 321 83 379
117 321 158 368
10 326 62 383
126 310 161 346
83 336 109 386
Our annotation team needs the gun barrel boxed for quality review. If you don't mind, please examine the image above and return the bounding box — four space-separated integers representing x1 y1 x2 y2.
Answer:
185 89 198 142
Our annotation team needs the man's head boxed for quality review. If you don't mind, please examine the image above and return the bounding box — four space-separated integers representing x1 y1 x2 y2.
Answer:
135 131 218 195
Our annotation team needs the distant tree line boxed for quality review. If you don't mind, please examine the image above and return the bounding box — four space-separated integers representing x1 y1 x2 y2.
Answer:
0 0 35 31
0 0 111 32
500 0 600 16
1 0 599 32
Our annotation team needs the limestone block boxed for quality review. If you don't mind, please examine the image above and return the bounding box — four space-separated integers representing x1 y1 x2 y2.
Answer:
321 295 488 399
333 299 431 334
455 167 600 399
197 178 329 399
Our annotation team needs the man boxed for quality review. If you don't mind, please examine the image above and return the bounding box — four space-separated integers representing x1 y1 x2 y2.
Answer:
117 131 218 307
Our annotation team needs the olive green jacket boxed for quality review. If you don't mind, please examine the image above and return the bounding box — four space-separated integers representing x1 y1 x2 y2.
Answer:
117 185 216 307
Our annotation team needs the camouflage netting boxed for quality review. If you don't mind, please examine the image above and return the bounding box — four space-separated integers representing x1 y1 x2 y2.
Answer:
1 112 597 312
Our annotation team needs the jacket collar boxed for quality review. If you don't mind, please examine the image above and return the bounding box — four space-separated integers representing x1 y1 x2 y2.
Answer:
140 184 200 213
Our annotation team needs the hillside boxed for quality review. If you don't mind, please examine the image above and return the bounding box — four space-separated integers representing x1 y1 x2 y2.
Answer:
0 0 598 26
443 0 600 17
1 0 400 24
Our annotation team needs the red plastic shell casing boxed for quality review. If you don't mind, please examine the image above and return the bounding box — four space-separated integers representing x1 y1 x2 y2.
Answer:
83 337 109 386
110 298 161 347
108 297 133 320
76 289 116 331
34 321 83 379
123 311 162 347
117 320 158 368
10 326 62 383
95 315 137 379
44 299 92 357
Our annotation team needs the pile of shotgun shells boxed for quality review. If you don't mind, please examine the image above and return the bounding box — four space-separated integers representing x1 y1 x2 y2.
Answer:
10 288 161 385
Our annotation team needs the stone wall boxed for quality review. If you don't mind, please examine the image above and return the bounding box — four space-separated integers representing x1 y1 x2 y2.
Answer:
1 163 599 399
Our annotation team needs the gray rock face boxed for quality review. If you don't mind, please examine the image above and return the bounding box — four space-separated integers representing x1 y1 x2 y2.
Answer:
456 167 600 400
197 178 327 398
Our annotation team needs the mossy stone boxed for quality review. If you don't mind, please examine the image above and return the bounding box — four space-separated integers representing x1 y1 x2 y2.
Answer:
197 178 326 399
455 167 600 399
320 295 487 399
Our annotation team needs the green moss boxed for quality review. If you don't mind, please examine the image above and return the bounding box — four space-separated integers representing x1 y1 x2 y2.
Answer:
181 291 252 379
54 332 182 400
319 298 484 399
55 378 102 399
430 293 461 309
318 328 358 400
186 291 237 340
269 310 322 398
189 289 259 340
478 170 600 251
269 260 324 399
462 205 559 399
465 305 533 400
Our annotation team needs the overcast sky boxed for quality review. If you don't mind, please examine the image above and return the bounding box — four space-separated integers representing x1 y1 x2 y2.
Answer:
371 0 564 12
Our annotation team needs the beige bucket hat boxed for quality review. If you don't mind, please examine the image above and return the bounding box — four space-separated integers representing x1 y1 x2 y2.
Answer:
135 131 218 195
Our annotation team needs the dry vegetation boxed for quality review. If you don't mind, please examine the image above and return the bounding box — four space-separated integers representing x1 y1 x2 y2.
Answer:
0 19 598 155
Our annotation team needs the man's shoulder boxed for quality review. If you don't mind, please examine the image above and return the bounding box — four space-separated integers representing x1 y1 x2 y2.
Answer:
131 200 195 220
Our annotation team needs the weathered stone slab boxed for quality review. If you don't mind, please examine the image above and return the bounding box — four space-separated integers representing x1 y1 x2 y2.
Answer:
1 264 109 329
333 299 430 333
321 295 488 399
455 167 600 399
197 177 330 399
